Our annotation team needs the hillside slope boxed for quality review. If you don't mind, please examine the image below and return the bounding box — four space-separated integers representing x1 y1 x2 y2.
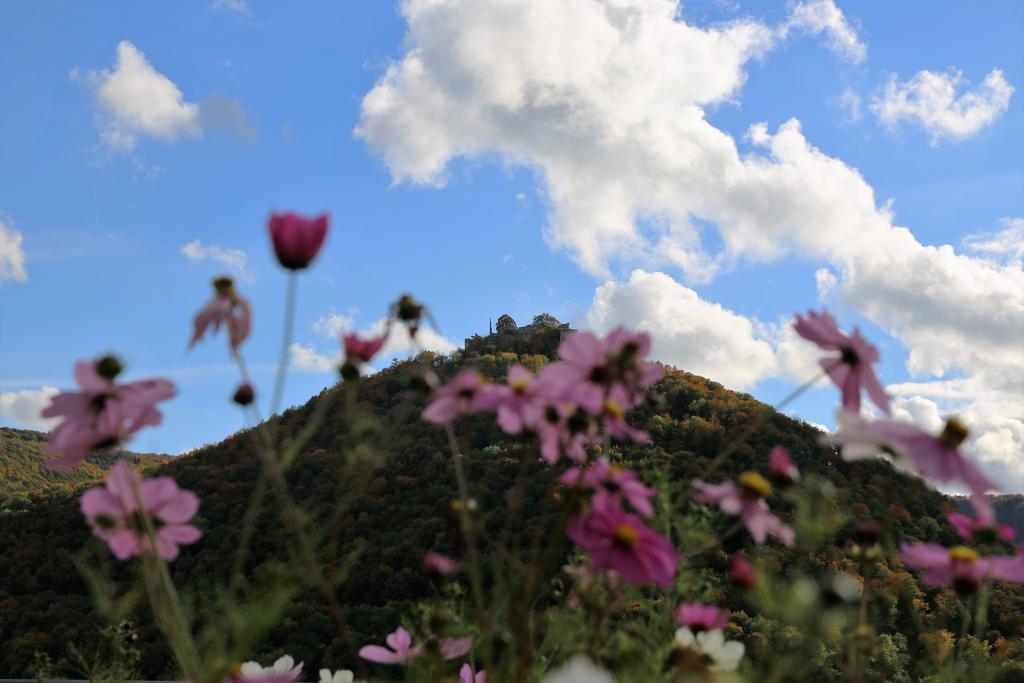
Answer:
0 351 1020 677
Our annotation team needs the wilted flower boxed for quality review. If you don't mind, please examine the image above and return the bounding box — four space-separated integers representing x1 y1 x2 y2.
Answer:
423 371 489 425
768 446 800 485
730 556 758 588
561 457 657 518
239 656 302 683
318 669 354 683
232 382 255 406
693 475 796 546
81 461 201 561
268 212 328 270
567 500 678 586
359 627 424 664
343 331 388 365
829 411 996 502
542 656 614 683
948 511 1015 543
459 663 486 683
794 310 890 414
43 357 176 470
673 627 745 673
424 552 459 577
191 276 252 355
900 543 1024 594
676 602 730 631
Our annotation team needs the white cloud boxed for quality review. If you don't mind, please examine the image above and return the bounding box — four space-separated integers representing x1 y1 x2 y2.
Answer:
0 213 28 283
963 217 1024 266
0 386 59 430
837 87 862 123
814 267 837 298
358 0 1024 486
871 68 1014 144
313 310 357 339
76 40 201 151
212 0 250 18
198 95 258 141
290 343 339 373
585 269 820 389
181 239 251 281
781 0 866 64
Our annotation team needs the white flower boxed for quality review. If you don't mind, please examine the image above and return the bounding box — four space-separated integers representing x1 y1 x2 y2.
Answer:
319 669 355 683
240 655 304 680
675 627 745 673
543 655 615 683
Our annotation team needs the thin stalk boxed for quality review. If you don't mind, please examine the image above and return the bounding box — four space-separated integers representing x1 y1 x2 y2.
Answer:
271 272 298 416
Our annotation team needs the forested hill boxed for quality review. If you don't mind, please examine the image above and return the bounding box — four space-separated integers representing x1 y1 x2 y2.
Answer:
0 427 171 510
1 350 1020 677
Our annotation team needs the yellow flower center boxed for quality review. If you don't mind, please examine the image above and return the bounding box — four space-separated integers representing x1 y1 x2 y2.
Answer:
613 523 640 549
938 418 969 449
603 398 625 420
510 376 532 393
949 546 980 564
739 471 772 499
609 464 623 476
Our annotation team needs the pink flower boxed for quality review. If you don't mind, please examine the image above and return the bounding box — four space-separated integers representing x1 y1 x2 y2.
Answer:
542 328 662 413
693 475 795 546
237 656 302 683
423 371 489 425
42 357 176 470
947 512 1015 543
676 602 730 632
460 663 486 683
900 543 1024 593
80 460 201 561
343 331 388 365
359 627 424 664
729 556 757 588
424 552 459 576
561 457 657 518
440 637 472 660
794 310 890 414
597 385 651 444
190 277 252 355
476 364 544 434
829 411 996 501
567 500 678 586
268 212 329 270
768 446 800 484
536 401 597 464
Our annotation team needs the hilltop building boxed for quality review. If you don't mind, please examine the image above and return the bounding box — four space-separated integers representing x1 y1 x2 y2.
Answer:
463 313 575 358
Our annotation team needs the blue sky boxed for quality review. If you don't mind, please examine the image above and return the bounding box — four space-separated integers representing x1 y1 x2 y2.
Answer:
1 1 1021 488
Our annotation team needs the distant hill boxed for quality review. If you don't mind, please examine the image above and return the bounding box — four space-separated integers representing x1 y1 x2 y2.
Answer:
0 427 172 509
0 351 1020 678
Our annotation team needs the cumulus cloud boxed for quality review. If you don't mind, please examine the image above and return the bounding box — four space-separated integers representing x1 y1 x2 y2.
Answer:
290 343 338 373
212 0 250 18
358 0 1024 486
75 40 255 152
781 0 866 64
585 269 822 389
0 387 59 430
181 239 251 281
0 213 28 283
871 68 1014 144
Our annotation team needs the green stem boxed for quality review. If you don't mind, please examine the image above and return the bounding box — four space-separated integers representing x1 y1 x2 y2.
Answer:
271 272 297 416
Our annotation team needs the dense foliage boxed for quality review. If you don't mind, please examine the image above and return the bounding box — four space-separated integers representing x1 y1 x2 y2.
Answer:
2 350 1022 679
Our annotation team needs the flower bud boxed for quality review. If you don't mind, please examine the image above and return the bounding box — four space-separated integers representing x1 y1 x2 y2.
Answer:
232 382 255 406
268 212 329 270
729 556 757 589
95 355 124 381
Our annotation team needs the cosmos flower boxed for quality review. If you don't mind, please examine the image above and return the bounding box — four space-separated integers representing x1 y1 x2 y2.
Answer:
422 371 489 425
476 363 543 434
318 669 354 683
80 461 201 561
693 474 795 546
190 276 252 355
424 552 459 576
359 627 424 664
899 543 1024 593
730 556 758 588
238 656 302 683
567 500 678 586
828 411 996 501
948 511 1015 542
343 331 388 365
561 456 657 518
676 602 730 631
794 310 890 414
542 656 614 683
43 357 176 470
673 627 745 673
459 663 486 683
268 212 329 270
768 446 800 485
